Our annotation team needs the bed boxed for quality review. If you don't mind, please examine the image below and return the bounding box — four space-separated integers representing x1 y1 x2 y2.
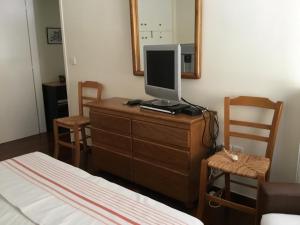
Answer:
0 152 203 225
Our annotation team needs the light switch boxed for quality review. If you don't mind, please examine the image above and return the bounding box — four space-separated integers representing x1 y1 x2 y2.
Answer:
71 56 77 65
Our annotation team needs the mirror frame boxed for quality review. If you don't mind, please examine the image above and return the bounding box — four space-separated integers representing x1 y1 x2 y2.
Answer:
129 0 202 79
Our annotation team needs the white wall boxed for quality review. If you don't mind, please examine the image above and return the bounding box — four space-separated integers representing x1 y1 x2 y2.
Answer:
34 0 64 83
60 0 300 186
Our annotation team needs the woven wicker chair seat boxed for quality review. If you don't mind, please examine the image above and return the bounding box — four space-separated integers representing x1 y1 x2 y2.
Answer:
208 150 270 179
56 115 90 127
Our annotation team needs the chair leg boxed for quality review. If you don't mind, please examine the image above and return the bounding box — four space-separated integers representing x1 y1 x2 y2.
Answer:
53 120 60 159
81 126 89 169
265 170 271 181
225 173 231 200
196 159 208 220
81 127 88 153
255 173 266 225
73 125 80 167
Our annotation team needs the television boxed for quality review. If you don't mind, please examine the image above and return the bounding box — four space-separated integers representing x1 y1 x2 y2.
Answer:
144 44 181 107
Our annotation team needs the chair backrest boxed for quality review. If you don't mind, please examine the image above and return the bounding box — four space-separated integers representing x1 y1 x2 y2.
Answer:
78 81 103 116
224 96 283 162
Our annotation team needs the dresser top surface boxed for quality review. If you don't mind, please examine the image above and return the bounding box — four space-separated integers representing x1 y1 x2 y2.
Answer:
87 97 205 124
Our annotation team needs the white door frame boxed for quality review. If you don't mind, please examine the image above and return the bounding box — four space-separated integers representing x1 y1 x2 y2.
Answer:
24 0 46 133
59 0 71 116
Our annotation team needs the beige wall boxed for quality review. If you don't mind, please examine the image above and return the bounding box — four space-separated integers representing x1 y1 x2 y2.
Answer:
60 0 300 189
175 0 194 43
34 0 64 83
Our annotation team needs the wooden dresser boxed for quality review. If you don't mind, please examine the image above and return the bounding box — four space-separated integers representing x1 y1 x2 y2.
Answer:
88 97 211 206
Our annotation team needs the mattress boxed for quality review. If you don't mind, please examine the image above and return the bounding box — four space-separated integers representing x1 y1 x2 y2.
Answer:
0 152 203 225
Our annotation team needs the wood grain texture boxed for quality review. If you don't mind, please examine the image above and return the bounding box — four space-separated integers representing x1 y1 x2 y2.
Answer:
132 120 190 148
196 159 208 219
73 124 80 167
87 97 203 127
133 138 190 173
229 96 279 109
189 119 210 203
266 101 283 166
53 81 103 167
225 96 283 164
230 120 272 130
92 146 132 180
133 159 189 202
229 131 269 142
91 128 132 156
197 96 283 223
129 0 141 76
90 111 131 136
78 81 102 116
206 194 256 215
192 0 202 79
89 97 211 205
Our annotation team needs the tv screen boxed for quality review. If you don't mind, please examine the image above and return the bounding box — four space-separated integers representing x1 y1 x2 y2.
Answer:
143 44 181 105
146 51 175 90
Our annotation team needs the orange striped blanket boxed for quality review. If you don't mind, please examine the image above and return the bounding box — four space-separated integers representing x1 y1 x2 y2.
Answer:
0 152 202 225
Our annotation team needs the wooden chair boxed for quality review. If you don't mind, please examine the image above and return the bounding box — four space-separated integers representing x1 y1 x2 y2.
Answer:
196 96 283 223
53 81 103 167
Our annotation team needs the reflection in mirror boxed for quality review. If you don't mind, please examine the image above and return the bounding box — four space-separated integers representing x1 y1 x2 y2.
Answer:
130 0 201 79
138 0 195 73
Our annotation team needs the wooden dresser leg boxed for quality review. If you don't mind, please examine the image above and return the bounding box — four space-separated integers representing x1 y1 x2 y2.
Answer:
196 159 208 220
255 173 266 225
53 120 59 159
74 125 80 167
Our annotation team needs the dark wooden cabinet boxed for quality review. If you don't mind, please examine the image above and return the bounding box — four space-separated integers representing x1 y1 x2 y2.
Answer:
88 97 211 205
42 82 69 132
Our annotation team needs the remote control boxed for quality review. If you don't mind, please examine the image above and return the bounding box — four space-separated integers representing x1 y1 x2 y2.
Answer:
125 99 142 106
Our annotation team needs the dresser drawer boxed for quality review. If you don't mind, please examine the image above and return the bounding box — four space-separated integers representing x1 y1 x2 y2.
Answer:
132 120 190 148
92 146 132 180
133 160 189 202
91 128 131 156
133 139 189 173
90 111 131 136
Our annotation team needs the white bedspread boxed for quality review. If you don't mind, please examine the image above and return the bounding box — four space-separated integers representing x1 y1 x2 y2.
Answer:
0 195 35 225
0 152 203 225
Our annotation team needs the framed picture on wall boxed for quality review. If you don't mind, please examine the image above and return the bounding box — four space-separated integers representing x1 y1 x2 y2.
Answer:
46 27 62 44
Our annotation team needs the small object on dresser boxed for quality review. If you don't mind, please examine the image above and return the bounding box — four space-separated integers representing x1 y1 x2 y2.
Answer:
140 100 189 114
124 99 143 106
182 106 202 116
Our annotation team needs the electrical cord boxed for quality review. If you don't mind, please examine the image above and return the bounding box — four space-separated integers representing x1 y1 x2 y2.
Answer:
181 98 207 147
181 98 219 154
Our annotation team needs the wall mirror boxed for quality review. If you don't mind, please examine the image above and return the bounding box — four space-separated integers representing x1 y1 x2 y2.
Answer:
129 0 202 79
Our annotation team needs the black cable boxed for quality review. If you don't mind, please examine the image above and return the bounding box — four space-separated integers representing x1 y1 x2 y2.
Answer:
181 98 219 153
181 98 207 146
